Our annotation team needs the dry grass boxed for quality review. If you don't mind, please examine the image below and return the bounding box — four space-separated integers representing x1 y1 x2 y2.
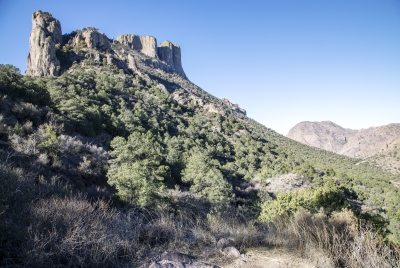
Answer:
23 196 400 267
1 158 399 267
21 195 267 267
267 208 400 268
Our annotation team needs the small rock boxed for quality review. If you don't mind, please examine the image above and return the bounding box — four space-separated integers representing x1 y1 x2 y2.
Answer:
222 246 241 259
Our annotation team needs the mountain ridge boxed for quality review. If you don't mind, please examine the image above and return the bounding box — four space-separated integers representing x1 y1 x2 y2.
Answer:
287 120 400 159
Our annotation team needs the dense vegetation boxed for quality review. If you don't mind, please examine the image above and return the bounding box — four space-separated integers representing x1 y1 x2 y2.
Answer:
0 36 399 266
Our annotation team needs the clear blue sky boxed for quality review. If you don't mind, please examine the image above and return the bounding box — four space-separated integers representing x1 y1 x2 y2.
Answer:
1 0 399 135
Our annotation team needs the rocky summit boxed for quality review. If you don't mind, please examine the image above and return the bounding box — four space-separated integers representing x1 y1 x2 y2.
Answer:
25 10 187 80
287 121 400 159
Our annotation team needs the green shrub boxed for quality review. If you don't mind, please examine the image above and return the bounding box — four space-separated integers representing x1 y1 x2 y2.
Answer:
182 150 232 204
107 131 168 206
258 179 348 223
38 125 59 154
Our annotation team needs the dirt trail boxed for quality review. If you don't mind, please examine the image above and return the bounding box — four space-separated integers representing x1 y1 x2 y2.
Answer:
223 248 316 268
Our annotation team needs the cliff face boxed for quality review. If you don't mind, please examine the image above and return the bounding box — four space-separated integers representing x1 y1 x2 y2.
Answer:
26 11 62 76
117 34 158 58
158 41 186 78
25 11 188 79
118 35 187 79
287 121 400 159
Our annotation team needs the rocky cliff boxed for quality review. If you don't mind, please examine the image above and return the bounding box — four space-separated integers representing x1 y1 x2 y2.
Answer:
287 121 400 159
158 41 186 78
117 35 187 78
26 11 62 76
25 11 187 79
117 34 158 58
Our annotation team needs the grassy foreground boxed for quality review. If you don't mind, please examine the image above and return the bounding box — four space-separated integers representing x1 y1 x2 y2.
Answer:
1 160 399 267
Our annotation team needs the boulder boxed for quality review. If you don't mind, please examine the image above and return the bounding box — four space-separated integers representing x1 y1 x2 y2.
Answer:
222 246 241 259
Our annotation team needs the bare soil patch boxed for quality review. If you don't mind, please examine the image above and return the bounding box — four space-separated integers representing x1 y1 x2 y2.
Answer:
222 248 315 268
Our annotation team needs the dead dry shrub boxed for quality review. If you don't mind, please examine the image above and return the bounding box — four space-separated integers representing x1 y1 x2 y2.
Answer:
266 208 400 268
27 194 135 267
22 190 273 267
330 210 400 268
25 194 217 267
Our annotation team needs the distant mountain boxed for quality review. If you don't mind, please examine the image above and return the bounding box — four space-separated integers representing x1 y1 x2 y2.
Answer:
287 121 400 172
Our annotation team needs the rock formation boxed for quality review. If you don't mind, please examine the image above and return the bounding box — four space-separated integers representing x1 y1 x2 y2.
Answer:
118 35 187 78
117 34 158 58
25 11 188 79
221 98 246 115
26 10 62 76
158 41 186 78
69 28 111 50
127 54 138 72
287 121 400 159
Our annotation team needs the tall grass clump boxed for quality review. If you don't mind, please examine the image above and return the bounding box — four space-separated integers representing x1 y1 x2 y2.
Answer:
266 208 400 267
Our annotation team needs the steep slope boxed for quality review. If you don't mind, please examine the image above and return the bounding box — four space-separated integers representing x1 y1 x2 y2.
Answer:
287 121 400 159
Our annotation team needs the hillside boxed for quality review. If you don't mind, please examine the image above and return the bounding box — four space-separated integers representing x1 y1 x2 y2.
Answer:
361 143 400 174
0 10 399 267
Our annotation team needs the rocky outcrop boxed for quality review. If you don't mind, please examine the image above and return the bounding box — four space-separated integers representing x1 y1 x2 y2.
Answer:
265 174 310 193
70 28 111 50
117 35 187 78
26 11 188 79
158 41 186 78
287 121 400 158
127 54 138 72
117 34 158 58
26 10 62 77
221 98 246 115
